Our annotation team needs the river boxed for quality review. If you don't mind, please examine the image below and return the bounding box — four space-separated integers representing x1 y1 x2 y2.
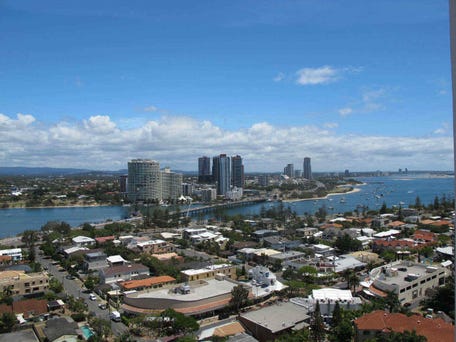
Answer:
0 174 453 238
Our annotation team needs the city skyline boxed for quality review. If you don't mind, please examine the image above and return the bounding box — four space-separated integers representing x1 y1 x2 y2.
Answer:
0 1 453 172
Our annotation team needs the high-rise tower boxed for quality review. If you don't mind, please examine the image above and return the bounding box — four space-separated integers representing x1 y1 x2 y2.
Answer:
303 157 312 180
127 159 182 202
231 155 244 188
198 156 211 183
213 154 231 195
284 164 294 178
127 159 161 202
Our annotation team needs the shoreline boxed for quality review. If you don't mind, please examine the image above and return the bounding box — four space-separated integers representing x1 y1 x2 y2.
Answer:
282 187 362 203
0 203 120 210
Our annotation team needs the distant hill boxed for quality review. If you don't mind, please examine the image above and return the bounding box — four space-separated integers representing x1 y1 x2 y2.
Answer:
0 167 199 176
0 167 94 176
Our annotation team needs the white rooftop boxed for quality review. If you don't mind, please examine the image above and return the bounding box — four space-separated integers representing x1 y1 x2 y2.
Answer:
64 246 89 254
181 264 232 276
107 255 127 264
436 246 454 256
312 288 353 302
313 244 333 250
373 229 400 238
72 236 95 243
137 239 166 247
0 248 22 254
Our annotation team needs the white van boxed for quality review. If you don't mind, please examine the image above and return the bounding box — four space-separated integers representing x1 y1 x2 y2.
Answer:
89 293 97 301
110 311 121 322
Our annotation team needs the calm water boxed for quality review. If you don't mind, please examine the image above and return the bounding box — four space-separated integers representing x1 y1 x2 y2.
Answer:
218 174 455 218
0 174 453 238
0 206 130 238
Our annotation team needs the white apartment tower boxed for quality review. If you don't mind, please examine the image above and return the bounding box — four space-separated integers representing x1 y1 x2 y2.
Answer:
127 159 182 202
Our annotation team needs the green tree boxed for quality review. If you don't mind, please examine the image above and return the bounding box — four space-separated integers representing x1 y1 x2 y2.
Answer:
331 301 342 328
84 276 99 291
89 317 111 339
334 234 362 253
41 220 72 237
276 328 310 341
329 318 353 342
414 196 422 209
0 312 17 333
421 275 454 318
433 196 440 210
385 291 401 313
310 300 325 342
49 277 63 293
230 285 249 313
157 309 199 336
298 265 318 283
21 230 38 262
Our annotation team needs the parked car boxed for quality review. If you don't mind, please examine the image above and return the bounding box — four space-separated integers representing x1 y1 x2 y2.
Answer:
110 311 121 322
89 293 97 301
98 303 107 310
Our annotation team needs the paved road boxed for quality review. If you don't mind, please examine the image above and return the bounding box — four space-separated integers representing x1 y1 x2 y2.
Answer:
36 249 128 337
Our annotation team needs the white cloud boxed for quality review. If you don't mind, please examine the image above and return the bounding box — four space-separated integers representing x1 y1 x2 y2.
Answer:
337 87 387 116
338 107 353 116
433 122 450 135
83 115 117 134
323 122 339 129
273 72 285 82
0 113 452 172
296 65 339 85
144 105 158 112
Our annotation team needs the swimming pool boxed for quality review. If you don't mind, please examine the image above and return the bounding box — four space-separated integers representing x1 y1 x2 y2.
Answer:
81 325 95 340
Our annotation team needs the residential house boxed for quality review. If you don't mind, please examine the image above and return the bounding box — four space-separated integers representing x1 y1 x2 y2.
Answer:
71 236 95 247
99 263 149 284
239 301 310 342
82 251 108 272
0 248 22 262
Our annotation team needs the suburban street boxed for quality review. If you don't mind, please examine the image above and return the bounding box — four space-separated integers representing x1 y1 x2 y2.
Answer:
36 249 129 337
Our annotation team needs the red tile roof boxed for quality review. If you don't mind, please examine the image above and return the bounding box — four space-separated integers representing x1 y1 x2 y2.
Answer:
421 219 453 227
119 275 176 290
412 230 436 242
0 255 12 262
354 310 454 342
373 239 415 249
95 236 115 244
13 299 48 318
0 299 48 319
388 221 405 227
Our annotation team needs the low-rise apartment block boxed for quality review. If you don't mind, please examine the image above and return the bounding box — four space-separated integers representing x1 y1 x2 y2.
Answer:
0 271 49 295
137 239 174 254
365 262 448 305
0 248 22 262
181 264 236 282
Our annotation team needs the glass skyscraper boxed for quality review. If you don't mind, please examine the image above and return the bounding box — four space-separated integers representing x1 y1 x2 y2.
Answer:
303 157 312 180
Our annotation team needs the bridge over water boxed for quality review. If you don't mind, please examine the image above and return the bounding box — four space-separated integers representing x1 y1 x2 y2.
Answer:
175 198 267 217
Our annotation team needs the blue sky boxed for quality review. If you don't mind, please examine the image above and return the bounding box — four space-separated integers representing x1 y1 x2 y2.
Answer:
0 0 453 172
